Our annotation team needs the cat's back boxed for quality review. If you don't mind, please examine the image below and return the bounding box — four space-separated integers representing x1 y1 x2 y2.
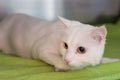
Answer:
0 13 51 30
0 13 54 40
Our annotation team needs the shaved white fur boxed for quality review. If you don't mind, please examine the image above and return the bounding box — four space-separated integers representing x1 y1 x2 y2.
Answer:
0 14 118 71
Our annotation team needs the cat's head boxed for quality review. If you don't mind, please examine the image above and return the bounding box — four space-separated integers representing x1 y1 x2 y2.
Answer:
58 17 107 70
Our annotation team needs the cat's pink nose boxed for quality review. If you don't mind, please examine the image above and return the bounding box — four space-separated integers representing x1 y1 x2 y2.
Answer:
64 59 70 64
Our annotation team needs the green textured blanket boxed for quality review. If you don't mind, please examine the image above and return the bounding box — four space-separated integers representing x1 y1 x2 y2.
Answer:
0 20 120 80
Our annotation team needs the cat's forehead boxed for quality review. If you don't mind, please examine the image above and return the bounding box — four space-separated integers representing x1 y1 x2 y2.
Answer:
68 22 95 35
67 30 90 43
64 23 96 45
71 21 95 30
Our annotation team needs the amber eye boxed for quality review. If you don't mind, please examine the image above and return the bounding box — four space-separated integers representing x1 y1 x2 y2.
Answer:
77 47 86 54
62 42 68 49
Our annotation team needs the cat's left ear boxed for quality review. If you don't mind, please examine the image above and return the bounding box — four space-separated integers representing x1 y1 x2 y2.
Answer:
58 16 71 28
91 25 107 43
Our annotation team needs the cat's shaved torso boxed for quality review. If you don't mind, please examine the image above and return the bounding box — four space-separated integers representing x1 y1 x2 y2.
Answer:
0 14 61 57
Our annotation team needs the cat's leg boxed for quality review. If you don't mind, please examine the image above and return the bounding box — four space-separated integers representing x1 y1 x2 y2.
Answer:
47 54 70 71
54 58 70 72
38 53 70 71
101 57 120 64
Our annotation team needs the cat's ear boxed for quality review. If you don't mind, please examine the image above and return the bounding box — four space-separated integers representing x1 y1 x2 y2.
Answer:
91 25 107 43
58 16 71 28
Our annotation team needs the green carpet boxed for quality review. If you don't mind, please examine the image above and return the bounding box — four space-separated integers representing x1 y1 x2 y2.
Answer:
0 20 120 80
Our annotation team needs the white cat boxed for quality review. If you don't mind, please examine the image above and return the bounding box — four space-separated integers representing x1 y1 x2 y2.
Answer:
0 14 119 71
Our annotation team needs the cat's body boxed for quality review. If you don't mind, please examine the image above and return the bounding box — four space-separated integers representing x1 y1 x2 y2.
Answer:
0 14 63 59
0 14 119 71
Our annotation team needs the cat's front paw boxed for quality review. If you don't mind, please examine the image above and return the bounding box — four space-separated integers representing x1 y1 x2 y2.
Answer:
55 68 70 72
54 65 70 72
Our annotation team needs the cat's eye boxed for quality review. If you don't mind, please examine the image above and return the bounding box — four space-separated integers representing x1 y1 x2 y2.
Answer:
62 42 68 49
77 47 86 54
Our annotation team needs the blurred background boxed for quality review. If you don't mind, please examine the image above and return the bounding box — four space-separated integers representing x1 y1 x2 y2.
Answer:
0 0 120 24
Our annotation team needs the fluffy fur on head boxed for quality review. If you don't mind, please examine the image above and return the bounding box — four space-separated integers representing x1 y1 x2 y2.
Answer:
59 17 107 70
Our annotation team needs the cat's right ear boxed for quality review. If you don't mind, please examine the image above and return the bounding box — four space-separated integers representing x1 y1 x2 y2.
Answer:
91 25 107 43
58 16 71 28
